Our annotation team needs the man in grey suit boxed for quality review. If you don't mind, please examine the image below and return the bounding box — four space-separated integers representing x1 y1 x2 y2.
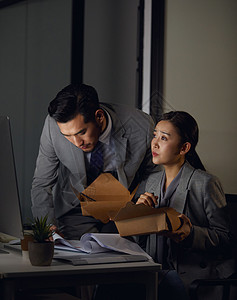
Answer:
31 83 158 239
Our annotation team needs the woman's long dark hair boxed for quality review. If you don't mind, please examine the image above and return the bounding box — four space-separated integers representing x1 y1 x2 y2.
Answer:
160 111 206 171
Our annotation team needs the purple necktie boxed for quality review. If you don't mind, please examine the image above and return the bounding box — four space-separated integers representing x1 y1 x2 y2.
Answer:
87 142 104 185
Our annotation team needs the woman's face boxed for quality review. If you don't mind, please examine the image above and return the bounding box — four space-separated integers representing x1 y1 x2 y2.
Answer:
151 120 186 166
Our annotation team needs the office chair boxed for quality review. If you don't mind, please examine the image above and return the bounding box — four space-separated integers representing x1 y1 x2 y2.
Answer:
189 194 237 300
189 277 237 300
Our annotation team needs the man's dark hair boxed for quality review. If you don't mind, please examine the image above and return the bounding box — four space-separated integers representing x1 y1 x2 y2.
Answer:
48 83 100 123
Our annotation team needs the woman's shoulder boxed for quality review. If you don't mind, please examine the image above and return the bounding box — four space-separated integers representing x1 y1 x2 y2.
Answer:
191 166 220 183
186 164 226 206
186 163 223 192
145 169 164 188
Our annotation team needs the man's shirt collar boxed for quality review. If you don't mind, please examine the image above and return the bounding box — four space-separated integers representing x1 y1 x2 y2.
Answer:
99 108 112 145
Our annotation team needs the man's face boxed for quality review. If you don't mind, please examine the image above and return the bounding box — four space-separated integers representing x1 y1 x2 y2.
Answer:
57 112 103 152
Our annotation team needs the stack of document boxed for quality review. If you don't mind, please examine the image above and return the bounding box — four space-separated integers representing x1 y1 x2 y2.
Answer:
53 233 151 265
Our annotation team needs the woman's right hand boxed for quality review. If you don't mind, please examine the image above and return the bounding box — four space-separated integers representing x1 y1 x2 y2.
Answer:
136 192 158 207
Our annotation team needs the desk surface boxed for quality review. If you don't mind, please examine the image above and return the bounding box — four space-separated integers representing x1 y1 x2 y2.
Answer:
0 250 161 279
0 249 161 300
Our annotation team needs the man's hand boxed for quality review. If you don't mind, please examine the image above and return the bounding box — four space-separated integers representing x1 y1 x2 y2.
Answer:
136 192 158 207
49 225 64 241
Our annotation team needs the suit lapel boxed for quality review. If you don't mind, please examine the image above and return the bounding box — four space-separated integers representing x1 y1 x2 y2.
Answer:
172 189 189 213
113 129 128 188
146 163 196 265
172 162 195 213
145 171 164 206
68 142 87 188
145 163 195 213
170 162 196 269
152 173 163 206
104 105 128 188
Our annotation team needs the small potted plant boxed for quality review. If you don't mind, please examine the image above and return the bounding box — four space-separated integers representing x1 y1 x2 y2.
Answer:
28 215 54 266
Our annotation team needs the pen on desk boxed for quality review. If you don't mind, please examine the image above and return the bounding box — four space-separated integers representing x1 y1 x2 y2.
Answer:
80 192 96 202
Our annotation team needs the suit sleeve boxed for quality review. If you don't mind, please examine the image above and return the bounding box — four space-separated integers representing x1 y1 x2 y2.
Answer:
31 116 59 223
184 175 231 252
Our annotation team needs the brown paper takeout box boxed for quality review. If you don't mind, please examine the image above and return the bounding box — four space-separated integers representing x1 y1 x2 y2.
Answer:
111 202 182 237
72 173 137 223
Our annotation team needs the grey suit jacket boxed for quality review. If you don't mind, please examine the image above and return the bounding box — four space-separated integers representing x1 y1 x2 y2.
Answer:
31 103 159 224
142 162 234 287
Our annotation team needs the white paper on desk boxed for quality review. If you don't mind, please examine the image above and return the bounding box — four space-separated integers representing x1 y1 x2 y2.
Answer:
53 234 84 253
53 233 111 254
84 233 151 259
53 233 151 259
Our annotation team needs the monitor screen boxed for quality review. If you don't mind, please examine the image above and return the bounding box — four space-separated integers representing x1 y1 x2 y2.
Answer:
0 116 23 239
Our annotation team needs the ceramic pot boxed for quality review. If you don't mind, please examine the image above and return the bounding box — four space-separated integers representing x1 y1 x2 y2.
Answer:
28 241 54 266
21 233 34 260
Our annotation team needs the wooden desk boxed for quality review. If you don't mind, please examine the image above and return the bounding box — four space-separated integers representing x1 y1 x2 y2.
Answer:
0 250 161 300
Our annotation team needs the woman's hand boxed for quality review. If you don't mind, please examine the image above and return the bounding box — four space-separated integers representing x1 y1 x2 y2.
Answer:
164 214 192 243
136 192 158 207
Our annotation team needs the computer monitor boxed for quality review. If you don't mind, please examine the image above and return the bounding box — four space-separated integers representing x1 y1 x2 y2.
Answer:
0 116 23 239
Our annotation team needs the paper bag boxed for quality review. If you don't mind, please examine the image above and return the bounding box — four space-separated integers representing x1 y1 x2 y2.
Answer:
112 202 182 237
72 173 137 223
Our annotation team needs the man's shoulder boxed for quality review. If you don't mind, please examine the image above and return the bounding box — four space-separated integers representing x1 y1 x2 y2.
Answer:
43 115 58 129
41 115 61 142
44 114 54 124
101 102 154 124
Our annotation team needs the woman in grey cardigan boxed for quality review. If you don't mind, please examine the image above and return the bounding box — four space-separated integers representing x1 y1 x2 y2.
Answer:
136 111 233 300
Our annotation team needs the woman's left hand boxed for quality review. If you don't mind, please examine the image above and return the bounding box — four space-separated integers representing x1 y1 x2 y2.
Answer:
164 214 192 243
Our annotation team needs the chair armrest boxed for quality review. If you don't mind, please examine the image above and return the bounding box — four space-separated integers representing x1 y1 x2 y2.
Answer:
189 278 237 300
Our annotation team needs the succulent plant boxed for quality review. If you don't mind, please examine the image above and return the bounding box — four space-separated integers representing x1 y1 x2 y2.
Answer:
31 215 53 243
